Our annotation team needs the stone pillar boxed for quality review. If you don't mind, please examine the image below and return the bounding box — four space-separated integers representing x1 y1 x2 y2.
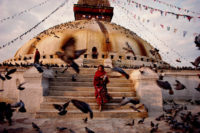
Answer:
104 58 113 68
20 67 44 113
130 67 163 113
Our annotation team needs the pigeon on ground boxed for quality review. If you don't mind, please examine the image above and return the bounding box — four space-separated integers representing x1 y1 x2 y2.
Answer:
155 114 164 121
125 119 134 126
11 100 26 112
174 80 186 90
32 122 42 133
71 99 93 119
111 67 129 79
56 127 68 131
138 117 145 124
53 101 70 115
150 122 159 133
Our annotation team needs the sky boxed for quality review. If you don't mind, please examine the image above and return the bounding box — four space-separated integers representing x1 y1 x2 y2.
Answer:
0 0 199 67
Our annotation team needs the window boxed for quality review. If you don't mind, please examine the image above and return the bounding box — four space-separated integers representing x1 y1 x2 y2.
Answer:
102 54 105 59
43 55 46 59
127 56 131 60
110 55 114 59
84 54 87 58
119 56 122 59
134 57 137 60
141 58 144 61
50 55 53 59
92 47 98 59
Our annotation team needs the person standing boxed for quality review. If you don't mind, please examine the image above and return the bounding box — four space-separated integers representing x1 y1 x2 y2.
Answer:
93 65 112 111
34 48 40 64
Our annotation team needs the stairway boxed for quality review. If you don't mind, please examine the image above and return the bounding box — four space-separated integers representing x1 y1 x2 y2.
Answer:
36 68 148 119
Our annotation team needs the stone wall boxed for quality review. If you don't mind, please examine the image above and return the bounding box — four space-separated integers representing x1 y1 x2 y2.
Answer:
0 68 26 102
161 70 200 101
0 67 54 113
129 68 200 113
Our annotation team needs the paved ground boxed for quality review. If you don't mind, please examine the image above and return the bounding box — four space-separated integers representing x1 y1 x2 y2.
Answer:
0 102 199 133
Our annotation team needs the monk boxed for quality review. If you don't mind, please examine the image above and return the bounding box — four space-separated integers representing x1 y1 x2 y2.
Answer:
34 49 40 64
93 65 112 111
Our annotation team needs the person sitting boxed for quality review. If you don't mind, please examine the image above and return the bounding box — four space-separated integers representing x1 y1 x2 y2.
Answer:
93 65 112 111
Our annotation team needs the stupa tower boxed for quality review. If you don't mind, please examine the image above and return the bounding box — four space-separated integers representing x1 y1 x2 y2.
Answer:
74 0 114 22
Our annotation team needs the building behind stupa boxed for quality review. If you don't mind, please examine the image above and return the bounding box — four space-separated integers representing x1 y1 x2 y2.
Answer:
2 0 169 68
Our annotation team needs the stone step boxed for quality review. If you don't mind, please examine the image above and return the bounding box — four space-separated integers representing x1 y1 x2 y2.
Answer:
55 74 95 78
53 67 133 73
49 82 132 87
54 74 130 80
36 109 148 119
44 96 126 103
48 90 136 97
40 102 144 110
50 77 130 83
49 86 134 92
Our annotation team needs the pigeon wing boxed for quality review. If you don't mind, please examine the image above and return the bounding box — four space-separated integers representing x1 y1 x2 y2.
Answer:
112 67 129 79
0 74 5 81
71 99 89 113
74 49 87 59
63 101 71 110
53 104 63 111
70 61 79 74
32 122 40 131
6 68 16 75
194 56 200 66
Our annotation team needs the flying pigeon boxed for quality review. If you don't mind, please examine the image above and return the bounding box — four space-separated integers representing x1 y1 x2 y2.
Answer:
123 42 135 56
33 63 43 73
53 101 70 115
174 80 186 90
17 82 26 91
120 97 139 106
191 56 200 67
156 80 174 95
56 37 87 73
112 67 129 79
125 119 135 126
71 99 93 119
